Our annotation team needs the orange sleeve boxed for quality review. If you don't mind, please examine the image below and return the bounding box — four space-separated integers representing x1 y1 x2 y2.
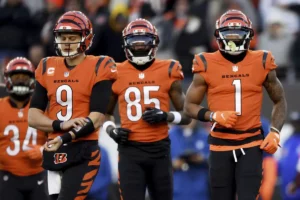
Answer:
259 157 277 200
169 60 184 82
265 51 277 72
35 58 47 88
95 56 117 83
192 54 208 81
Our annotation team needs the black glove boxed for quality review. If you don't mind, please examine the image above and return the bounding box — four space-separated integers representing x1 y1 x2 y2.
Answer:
108 128 131 144
142 107 168 124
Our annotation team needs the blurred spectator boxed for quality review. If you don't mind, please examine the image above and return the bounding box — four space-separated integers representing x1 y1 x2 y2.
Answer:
31 0 64 56
89 3 128 62
259 116 278 200
140 2 156 20
87 146 112 200
85 0 110 56
174 0 212 77
0 83 8 98
258 7 296 80
277 1 300 79
65 0 82 11
29 45 45 68
0 0 31 59
170 120 210 200
279 111 300 200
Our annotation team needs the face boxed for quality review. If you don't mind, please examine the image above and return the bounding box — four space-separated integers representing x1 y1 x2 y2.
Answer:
56 33 82 56
125 35 154 56
10 73 31 86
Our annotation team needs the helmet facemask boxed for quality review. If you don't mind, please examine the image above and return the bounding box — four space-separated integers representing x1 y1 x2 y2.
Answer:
216 27 253 55
54 32 88 58
123 34 158 65
6 72 35 101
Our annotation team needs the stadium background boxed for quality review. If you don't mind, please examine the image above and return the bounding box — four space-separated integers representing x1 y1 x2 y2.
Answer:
0 0 300 199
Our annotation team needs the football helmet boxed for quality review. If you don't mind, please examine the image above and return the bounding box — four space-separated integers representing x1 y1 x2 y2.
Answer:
215 10 254 55
53 11 94 57
122 18 159 65
4 57 35 97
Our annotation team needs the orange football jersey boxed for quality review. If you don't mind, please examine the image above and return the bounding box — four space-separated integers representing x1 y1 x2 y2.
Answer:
113 59 184 142
0 97 46 176
193 50 277 150
35 55 117 140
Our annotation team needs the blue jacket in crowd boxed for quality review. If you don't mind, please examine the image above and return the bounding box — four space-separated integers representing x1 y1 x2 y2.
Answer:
170 125 210 200
279 133 300 200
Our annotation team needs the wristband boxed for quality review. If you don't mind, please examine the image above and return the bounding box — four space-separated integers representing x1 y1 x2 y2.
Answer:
103 121 116 134
52 120 63 132
197 108 210 122
270 126 280 134
170 111 182 124
60 133 72 144
209 112 214 122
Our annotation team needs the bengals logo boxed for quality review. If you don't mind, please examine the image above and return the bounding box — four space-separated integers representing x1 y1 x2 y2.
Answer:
54 153 67 164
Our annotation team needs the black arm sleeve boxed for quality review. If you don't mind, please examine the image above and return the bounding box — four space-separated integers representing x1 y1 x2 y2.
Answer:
30 81 48 111
90 80 113 113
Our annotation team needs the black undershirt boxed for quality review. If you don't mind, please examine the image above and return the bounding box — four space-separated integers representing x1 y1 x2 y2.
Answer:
64 59 76 70
220 51 247 64
129 59 155 71
9 98 30 108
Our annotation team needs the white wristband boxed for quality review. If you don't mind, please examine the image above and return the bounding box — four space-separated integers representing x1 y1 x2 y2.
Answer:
170 111 182 124
297 158 300 173
103 121 116 134
270 126 280 134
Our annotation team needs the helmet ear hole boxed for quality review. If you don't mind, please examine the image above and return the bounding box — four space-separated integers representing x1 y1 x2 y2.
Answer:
214 30 219 37
249 29 254 38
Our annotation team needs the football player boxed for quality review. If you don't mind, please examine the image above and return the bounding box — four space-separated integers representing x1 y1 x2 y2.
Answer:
103 18 191 200
184 10 287 200
0 57 48 200
28 11 116 200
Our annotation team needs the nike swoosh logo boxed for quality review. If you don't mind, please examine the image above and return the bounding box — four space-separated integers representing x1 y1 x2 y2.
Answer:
157 111 163 114
221 113 226 120
37 180 44 185
111 69 117 72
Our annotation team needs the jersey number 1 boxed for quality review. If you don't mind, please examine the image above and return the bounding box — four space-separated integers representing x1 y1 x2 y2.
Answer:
232 80 241 115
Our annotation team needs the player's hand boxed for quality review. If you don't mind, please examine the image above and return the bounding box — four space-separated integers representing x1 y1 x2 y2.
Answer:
108 128 131 144
61 118 88 131
212 111 238 128
260 132 280 154
44 137 63 152
142 107 168 124
25 145 43 160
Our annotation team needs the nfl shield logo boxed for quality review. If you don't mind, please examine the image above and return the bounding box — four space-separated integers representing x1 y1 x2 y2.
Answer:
18 111 23 118
139 73 145 79
232 66 238 72
64 72 69 77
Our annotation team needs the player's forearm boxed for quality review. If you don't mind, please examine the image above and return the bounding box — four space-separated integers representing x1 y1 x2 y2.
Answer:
184 102 212 121
271 98 287 131
88 112 105 129
167 111 191 125
28 108 54 132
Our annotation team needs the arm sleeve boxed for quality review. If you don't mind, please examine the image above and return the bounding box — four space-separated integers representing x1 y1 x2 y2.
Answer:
90 80 113 114
29 81 48 111
265 51 277 72
35 58 47 88
95 56 117 83
192 54 208 81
